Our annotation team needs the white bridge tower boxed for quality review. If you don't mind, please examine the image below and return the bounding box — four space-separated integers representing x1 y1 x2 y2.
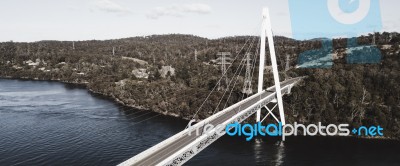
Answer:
256 7 286 125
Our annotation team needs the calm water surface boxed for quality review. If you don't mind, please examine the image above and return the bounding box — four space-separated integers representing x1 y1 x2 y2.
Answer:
0 79 399 166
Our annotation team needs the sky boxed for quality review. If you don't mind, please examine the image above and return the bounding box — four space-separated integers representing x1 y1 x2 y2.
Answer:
0 0 399 42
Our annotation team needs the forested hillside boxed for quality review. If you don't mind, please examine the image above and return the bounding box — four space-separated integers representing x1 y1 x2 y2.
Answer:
0 33 399 138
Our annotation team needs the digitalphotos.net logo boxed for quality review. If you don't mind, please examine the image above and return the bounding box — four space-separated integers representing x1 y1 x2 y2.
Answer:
187 120 384 141
288 0 382 68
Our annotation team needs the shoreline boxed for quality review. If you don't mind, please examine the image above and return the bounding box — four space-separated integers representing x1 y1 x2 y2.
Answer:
0 76 398 141
0 76 187 119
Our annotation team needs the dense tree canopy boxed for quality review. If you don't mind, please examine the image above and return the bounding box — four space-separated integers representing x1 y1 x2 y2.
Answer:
0 32 399 138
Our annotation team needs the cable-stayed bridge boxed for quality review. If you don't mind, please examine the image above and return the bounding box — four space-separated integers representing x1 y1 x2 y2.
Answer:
119 78 300 166
119 7 302 166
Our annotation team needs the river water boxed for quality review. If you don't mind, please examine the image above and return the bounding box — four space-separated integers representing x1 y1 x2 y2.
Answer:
0 79 399 166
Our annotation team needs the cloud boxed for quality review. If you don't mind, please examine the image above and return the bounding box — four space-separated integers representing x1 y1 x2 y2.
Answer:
147 3 211 19
382 20 400 32
276 11 288 16
67 5 80 11
204 24 220 29
95 0 131 14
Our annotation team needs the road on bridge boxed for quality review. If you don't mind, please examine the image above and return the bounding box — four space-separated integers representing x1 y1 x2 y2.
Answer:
121 78 301 166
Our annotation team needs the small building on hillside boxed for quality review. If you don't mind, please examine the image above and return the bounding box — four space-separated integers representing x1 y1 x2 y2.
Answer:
132 68 149 79
159 66 175 78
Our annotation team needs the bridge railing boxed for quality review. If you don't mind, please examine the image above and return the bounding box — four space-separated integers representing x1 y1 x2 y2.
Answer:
119 78 301 166
159 83 297 165
119 86 268 165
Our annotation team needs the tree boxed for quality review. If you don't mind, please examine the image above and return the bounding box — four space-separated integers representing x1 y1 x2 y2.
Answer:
0 41 16 64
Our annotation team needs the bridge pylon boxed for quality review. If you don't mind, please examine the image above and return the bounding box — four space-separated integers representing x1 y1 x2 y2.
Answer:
257 7 286 125
118 7 302 166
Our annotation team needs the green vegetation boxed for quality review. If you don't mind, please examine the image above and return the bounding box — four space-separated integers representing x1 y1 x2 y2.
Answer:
0 32 399 138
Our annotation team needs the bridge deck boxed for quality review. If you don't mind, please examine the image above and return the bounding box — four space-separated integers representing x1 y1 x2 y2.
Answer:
119 78 300 166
